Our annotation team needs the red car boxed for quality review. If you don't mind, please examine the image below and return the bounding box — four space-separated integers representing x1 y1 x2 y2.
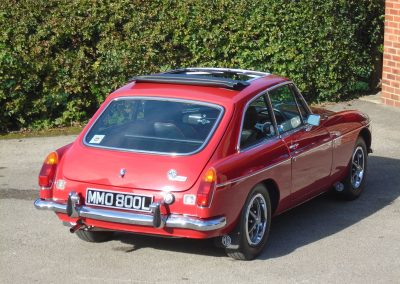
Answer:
35 68 371 260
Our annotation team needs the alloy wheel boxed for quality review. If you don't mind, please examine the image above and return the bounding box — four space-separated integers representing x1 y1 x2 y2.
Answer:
245 193 268 246
351 146 365 189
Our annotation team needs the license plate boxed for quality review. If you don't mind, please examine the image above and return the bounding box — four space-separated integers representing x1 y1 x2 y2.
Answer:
85 188 153 212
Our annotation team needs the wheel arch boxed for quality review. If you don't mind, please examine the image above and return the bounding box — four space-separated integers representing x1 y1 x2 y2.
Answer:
359 127 372 153
260 179 280 215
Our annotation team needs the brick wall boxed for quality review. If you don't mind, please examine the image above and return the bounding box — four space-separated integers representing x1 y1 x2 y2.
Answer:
382 0 400 107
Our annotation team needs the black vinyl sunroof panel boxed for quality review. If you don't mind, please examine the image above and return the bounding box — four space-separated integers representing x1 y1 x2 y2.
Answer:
132 68 270 90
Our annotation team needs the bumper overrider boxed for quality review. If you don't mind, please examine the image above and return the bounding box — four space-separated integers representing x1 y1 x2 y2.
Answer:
34 192 226 232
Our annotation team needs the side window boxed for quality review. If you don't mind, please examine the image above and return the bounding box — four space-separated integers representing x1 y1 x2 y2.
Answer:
289 85 309 120
268 85 303 134
240 95 276 149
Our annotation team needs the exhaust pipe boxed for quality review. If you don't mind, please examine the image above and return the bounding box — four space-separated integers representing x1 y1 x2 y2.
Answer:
69 220 85 233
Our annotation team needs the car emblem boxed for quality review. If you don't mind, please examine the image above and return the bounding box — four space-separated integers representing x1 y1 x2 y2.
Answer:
119 168 126 178
167 169 187 182
167 169 178 179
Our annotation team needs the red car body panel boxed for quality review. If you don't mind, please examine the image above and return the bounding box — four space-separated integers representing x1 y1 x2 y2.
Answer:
35 71 371 240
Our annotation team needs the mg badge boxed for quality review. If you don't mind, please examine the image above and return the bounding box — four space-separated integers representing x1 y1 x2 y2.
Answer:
167 169 187 182
119 168 126 178
167 169 178 179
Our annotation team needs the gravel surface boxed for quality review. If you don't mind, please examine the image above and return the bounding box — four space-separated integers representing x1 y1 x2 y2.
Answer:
1 98 399 283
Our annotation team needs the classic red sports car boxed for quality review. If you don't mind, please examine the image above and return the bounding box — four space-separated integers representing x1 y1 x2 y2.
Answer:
35 68 371 260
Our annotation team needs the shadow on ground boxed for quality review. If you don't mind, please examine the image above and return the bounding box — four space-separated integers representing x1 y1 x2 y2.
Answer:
112 155 399 259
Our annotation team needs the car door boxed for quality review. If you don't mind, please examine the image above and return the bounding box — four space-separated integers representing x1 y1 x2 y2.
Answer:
267 83 332 202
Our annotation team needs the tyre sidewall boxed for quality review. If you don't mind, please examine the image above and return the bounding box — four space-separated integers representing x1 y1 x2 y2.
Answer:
343 137 368 199
237 184 271 260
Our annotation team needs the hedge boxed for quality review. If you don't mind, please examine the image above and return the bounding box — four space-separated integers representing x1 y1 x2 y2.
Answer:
0 0 384 132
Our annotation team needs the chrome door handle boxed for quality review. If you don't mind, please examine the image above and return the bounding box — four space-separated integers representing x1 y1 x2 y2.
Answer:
289 143 299 150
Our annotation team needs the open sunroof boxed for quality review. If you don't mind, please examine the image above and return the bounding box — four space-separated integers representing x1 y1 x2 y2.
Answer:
132 68 269 90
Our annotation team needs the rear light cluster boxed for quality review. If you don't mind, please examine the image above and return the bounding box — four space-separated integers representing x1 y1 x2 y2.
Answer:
196 168 217 207
38 151 58 199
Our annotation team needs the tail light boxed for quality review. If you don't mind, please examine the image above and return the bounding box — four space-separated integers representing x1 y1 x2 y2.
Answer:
196 168 217 207
38 151 58 199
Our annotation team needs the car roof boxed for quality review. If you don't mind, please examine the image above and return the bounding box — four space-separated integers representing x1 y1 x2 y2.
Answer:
109 68 289 107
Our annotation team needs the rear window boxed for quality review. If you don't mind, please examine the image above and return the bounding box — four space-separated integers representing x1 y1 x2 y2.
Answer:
84 98 224 155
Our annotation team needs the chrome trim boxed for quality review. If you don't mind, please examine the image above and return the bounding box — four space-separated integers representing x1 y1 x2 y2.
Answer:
332 124 370 143
236 81 299 152
217 139 332 189
291 139 333 159
236 90 279 152
166 214 226 231
290 83 313 115
82 97 225 157
34 198 226 232
278 124 308 139
175 67 270 77
216 158 291 188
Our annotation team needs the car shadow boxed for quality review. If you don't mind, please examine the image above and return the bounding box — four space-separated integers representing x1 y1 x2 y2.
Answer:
114 155 400 259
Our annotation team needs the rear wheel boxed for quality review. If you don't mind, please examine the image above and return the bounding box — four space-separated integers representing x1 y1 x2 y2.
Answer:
75 230 114 243
335 137 368 200
225 184 271 260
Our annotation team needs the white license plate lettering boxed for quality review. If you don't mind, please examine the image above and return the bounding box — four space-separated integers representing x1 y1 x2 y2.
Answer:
105 193 113 206
86 189 152 212
95 191 105 204
116 194 124 207
132 196 141 210
124 195 133 208
141 197 150 211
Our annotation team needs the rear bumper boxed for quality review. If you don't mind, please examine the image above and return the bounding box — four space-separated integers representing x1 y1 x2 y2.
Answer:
34 197 226 232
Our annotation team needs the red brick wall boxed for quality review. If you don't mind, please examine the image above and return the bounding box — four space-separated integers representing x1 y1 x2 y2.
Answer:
382 0 400 107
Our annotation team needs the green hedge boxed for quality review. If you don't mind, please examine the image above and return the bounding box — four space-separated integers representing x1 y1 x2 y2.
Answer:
0 0 384 132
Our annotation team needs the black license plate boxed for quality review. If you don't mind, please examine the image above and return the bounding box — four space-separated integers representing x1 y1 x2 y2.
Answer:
85 188 153 212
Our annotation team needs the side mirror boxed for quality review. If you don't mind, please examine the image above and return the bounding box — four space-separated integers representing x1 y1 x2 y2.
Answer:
306 114 321 127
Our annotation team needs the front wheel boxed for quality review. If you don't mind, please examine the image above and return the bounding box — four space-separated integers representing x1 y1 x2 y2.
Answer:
225 184 271 260
335 137 368 200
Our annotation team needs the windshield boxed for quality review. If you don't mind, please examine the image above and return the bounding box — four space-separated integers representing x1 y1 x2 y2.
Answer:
84 98 224 155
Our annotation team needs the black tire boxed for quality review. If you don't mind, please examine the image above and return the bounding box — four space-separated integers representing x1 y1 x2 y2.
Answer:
335 137 368 200
225 184 271 260
75 230 114 243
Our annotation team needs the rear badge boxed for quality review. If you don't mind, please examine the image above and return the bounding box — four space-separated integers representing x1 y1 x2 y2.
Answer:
167 169 187 182
119 168 126 178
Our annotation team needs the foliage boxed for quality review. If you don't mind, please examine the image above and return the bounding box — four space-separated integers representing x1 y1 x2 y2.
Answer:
0 0 384 131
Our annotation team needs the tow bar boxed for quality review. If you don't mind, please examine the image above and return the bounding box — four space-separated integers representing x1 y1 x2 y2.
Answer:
69 219 86 233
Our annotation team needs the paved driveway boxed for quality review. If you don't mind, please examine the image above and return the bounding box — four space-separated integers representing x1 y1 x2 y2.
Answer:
1 98 399 283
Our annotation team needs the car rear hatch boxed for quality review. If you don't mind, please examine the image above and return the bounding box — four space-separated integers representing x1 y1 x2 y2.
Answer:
61 97 227 192
62 146 210 191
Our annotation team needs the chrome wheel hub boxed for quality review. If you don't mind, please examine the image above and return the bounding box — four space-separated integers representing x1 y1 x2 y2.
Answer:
245 193 268 246
351 146 365 189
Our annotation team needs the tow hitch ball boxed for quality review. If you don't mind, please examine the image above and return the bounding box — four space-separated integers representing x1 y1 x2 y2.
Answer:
69 219 85 234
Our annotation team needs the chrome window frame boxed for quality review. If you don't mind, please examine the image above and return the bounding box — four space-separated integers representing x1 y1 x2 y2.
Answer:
236 81 313 152
83 96 225 156
267 82 309 136
237 87 281 153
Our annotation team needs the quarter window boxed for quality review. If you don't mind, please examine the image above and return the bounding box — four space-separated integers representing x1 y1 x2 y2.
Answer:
240 95 276 149
290 85 309 120
268 85 304 133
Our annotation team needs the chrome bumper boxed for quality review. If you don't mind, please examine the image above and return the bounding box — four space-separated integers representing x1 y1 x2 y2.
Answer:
34 197 226 232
